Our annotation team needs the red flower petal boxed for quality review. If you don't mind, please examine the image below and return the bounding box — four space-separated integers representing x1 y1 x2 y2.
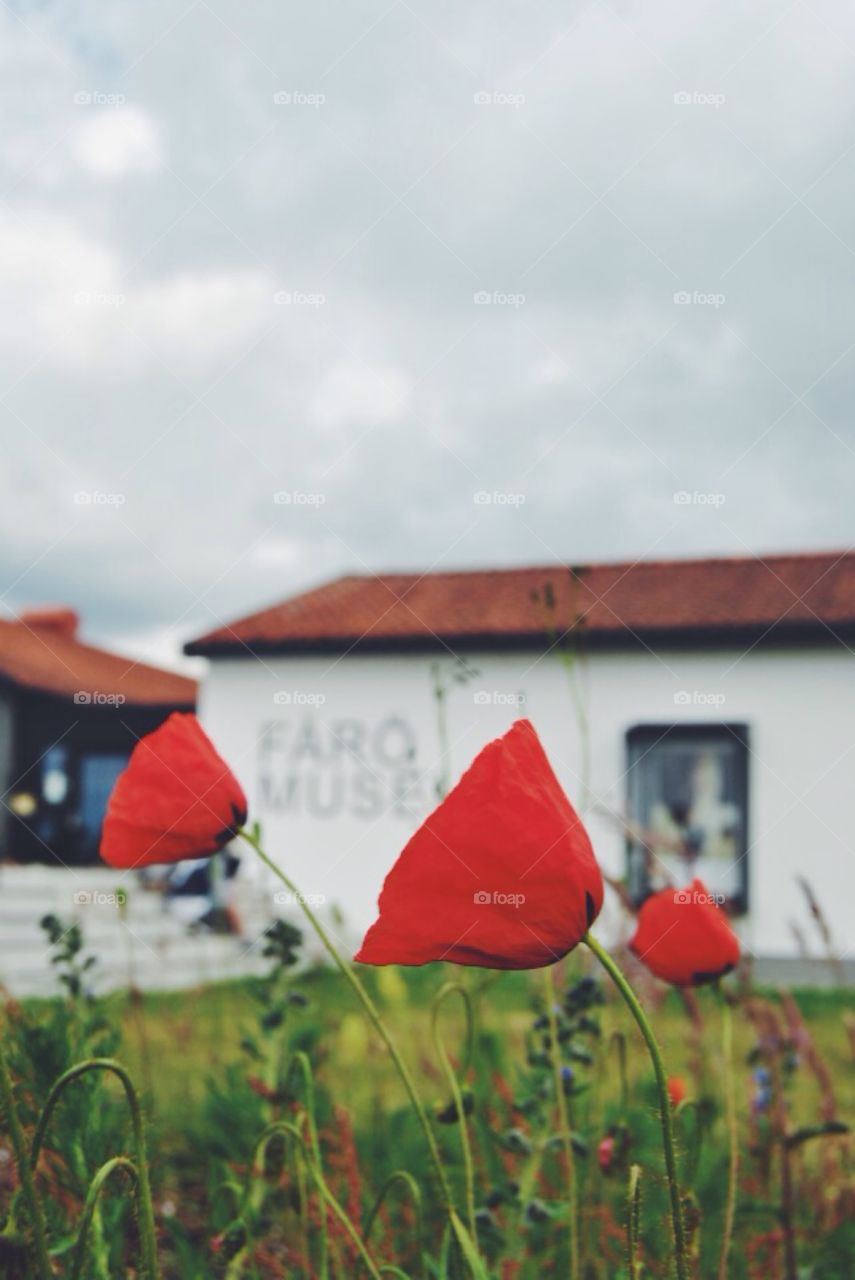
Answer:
100 713 247 869
629 879 740 987
355 719 603 970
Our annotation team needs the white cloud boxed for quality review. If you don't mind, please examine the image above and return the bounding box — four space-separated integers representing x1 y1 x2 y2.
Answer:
309 360 410 432
72 105 164 176
0 213 272 377
125 269 273 375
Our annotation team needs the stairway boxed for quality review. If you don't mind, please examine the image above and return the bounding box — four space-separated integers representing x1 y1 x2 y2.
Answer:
0 865 275 998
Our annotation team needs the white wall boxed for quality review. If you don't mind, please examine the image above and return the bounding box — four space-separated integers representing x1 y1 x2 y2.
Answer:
198 645 855 962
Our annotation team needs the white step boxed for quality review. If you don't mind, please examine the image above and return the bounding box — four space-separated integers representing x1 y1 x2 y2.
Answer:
0 866 279 997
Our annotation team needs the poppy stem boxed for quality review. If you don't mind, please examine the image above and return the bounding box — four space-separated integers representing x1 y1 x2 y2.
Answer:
0 1032 52 1280
31 1059 160 1280
718 991 738 1280
543 966 580 1280
239 830 457 1220
582 933 688 1280
431 983 477 1244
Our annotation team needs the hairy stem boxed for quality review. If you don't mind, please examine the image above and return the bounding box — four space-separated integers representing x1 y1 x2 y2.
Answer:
239 830 455 1218
583 934 687 1280
544 965 580 1280
252 1122 383 1280
431 984 477 1244
32 1059 159 1280
718 996 738 1280
70 1157 137 1280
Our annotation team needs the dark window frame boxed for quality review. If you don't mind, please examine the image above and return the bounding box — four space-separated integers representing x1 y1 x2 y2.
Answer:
626 722 749 915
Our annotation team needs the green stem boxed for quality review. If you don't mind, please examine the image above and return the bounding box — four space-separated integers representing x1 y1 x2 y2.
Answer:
70 1156 137 1280
583 933 687 1280
252 1122 383 1280
627 1163 643 1280
0 1034 52 1280
718 996 738 1280
544 966 579 1280
238 830 455 1218
431 984 477 1244
286 1052 328 1279
364 1170 424 1279
69 1140 110 1280
31 1059 160 1280
610 1030 629 1111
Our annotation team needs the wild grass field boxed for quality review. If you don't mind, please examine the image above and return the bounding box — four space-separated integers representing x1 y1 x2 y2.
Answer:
3 916 853 1279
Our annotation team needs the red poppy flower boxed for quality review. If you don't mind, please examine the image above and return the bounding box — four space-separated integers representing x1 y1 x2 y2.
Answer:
355 719 603 970
629 880 740 987
667 1075 688 1108
597 1134 615 1173
100 713 247 869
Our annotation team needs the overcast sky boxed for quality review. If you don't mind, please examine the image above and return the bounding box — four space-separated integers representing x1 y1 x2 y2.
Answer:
2 0 854 668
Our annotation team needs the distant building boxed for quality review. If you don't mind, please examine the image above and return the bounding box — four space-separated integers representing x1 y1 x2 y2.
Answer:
0 607 196 866
186 551 855 976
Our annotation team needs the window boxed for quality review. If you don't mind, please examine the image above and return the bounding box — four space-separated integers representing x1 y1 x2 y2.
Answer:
626 724 749 914
78 753 130 862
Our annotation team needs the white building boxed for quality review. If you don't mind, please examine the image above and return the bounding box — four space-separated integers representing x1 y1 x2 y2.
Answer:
186 552 855 981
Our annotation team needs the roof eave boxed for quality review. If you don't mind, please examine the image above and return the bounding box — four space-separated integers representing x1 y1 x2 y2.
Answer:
184 618 855 659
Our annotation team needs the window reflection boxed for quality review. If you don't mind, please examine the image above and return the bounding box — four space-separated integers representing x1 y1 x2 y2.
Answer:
627 726 748 912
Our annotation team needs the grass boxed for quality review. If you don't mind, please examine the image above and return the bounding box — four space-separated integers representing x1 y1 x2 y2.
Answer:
75 957 855 1149
11 950 855 1278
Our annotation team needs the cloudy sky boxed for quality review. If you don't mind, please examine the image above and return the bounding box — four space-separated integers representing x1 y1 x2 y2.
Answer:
2 0 854 667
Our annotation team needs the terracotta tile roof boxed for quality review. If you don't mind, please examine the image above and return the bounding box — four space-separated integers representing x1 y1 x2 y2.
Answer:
185 551 855 655
0 614 197 705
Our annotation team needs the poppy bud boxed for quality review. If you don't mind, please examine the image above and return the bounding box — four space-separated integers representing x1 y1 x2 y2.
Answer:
629 880 740 987
667 1075 688 1108
435 1091 475 1124
524 1198 552 1224
501 1128 533 1155
474 1208 497 1235
597 1134 615 1173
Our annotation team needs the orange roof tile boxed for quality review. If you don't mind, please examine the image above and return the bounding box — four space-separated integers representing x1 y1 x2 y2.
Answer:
185 551 855 655
0 615 197 705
